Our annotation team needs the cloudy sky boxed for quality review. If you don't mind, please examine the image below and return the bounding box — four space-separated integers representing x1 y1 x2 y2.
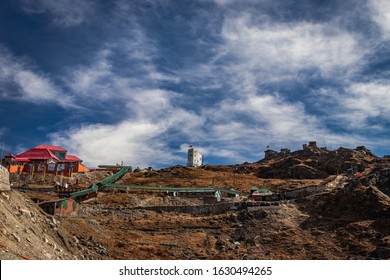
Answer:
0 0 389 168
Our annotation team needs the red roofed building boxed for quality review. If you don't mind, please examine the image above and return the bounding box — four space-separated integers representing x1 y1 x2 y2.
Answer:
3 145 89 176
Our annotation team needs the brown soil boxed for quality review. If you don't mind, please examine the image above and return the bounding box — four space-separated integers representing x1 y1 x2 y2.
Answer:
1 146 389 260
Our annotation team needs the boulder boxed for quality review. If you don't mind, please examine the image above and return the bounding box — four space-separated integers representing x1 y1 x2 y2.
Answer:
0 166 10 191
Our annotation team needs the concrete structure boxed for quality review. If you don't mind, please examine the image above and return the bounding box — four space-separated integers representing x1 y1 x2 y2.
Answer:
264 149 278 159
2 145 89 177
303 141 319 150
280 148 290 155
187 146 203 167
264 148 290 159
308 141 317 148
0 165 10 191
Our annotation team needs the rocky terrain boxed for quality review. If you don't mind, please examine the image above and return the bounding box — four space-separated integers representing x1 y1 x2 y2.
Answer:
0 145 389 259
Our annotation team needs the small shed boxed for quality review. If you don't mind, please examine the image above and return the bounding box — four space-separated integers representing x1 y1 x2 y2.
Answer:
38 198 81 217
251 189 274 201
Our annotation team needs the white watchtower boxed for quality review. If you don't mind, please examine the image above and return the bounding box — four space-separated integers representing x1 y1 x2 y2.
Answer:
187 146 203 167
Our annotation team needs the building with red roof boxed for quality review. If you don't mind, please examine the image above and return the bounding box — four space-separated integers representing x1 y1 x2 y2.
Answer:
2 144 89 176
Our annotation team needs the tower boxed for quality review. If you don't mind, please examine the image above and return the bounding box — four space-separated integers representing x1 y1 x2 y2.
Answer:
187 146 203 167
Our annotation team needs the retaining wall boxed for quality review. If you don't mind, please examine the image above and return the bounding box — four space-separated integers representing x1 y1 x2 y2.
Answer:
133 203 233 215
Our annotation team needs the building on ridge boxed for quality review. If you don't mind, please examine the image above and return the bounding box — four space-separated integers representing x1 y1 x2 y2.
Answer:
187 146 203 167
1 144 89 176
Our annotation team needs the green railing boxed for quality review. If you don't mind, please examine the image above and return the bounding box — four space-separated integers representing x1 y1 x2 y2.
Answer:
70 166 131 201
69 165 243 201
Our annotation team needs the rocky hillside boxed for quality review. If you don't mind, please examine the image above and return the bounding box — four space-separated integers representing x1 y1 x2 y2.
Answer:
253 145 376 179
0 188 106 260
1 144 389 260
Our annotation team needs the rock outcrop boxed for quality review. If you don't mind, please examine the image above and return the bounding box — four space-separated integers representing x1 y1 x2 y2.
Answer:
255 146 375 179
0 166 10 191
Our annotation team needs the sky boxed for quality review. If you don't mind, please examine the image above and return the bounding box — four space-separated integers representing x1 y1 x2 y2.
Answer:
0 0 390 168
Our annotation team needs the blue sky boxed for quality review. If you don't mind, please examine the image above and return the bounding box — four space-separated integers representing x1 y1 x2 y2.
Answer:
0 0 390 168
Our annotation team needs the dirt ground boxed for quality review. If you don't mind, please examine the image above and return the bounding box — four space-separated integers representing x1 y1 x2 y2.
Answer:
1 149 389 260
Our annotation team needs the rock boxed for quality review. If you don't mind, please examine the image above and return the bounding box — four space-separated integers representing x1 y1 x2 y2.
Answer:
12 233 21 242
1 192 10 201
0 166 11 191
28 227 36 234
57 229 71 250
19 208 32 217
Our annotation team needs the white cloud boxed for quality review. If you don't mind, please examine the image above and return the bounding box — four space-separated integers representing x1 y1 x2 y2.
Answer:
212 0 268 6
50 121 179 168
368 0 390 39
128 89 205 130
195 87 382 161
323 80 390 129
14 70 58 101
0 45 74 107
19 0 96 27
207 93 323 144
66 21 177 102
68 49 114 99
8 1 386 166
220 15 364 81
49 86 205 167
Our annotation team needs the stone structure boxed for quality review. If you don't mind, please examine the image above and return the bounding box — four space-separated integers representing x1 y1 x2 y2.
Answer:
264 149 278 159
0 165 10 191
308 141 317 148
280 148 290 155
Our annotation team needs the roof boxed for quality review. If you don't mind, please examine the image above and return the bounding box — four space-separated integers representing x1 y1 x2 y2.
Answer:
15 144 82 163
5 153 15 158
63 155 82 163
252 189 273 196
14 157 30 162
35 145 67 152
17 148 60 161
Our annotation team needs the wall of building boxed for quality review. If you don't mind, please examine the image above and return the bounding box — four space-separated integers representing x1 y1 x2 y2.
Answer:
8 162 89 177
187 148 203 167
